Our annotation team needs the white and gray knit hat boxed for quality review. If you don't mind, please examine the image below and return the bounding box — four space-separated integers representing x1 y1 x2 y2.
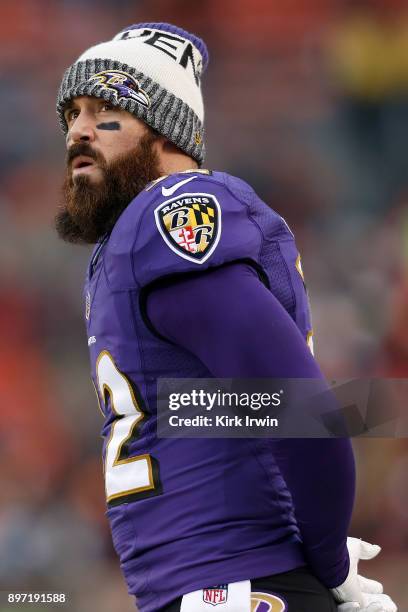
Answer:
56 23 209 164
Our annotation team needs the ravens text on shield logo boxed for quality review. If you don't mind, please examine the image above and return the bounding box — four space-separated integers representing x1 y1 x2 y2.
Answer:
154 193 222 264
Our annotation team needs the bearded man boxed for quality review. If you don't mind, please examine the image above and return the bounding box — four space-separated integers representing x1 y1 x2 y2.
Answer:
55 22 396 612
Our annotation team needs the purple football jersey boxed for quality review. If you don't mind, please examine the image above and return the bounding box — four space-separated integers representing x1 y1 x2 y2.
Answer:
85 171 312 611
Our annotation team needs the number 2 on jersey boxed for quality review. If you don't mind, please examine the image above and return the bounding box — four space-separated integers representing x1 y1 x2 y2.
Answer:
95 350 161 507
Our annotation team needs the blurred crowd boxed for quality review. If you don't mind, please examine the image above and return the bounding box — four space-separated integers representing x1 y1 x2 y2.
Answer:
0 0 407 610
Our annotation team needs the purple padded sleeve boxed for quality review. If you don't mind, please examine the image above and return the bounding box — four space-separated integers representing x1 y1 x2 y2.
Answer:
146 262 355 588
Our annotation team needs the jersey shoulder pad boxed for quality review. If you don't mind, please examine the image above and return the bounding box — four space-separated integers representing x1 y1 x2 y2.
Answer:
130 170 272 286
105 170 291 288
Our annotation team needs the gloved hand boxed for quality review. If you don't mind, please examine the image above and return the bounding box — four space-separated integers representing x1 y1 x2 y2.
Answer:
338 603 391 612
337 601 384 612
331 538 397 612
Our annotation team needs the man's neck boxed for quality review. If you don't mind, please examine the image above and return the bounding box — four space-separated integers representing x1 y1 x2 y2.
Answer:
159 151 199 177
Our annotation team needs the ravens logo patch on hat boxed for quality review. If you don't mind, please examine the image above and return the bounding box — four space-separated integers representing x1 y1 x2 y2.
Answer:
87 70 150 108
154 192 221 264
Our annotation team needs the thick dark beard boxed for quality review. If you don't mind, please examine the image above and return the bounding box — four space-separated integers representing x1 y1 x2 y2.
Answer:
55 131 162 244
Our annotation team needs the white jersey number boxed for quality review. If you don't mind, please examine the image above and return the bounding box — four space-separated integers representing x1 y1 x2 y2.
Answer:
95 350 160 506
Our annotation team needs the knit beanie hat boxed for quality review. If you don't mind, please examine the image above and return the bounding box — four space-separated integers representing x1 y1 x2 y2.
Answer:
56 23 208 165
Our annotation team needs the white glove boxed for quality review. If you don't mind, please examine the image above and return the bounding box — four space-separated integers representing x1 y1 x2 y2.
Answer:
331 538 397 612
338 604 386 612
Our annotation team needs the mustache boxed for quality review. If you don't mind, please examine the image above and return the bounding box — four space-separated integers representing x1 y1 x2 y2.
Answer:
66 143 102 167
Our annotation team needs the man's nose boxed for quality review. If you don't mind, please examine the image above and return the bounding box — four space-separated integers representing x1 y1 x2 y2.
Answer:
67 114 96 146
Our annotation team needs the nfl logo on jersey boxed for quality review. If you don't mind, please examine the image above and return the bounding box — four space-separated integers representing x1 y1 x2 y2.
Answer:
202 584 228 606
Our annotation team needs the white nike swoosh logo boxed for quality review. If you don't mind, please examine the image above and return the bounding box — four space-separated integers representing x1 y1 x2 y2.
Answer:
162 175 197 197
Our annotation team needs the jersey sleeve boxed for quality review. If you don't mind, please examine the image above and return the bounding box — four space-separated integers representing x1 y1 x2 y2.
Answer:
146 261 354 589
147 262 319 377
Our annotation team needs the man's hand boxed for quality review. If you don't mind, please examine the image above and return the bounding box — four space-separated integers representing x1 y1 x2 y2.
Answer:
331 538 397 611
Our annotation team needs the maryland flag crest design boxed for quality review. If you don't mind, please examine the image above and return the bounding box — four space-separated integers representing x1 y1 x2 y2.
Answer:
154 193 222 264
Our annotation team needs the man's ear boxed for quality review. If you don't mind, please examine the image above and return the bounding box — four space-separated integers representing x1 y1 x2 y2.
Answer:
160 137 180 155
150 133 169 155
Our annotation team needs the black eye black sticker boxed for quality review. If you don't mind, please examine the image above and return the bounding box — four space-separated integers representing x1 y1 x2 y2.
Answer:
96 122 121 131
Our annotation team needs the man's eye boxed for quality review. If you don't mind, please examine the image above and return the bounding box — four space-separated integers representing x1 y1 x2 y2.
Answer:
101 102 114 112
66 109 79 122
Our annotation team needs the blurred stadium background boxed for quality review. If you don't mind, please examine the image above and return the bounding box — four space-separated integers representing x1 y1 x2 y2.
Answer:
1 0 407 610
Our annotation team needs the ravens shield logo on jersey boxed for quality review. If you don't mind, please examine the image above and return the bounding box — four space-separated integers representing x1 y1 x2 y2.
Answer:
154 193 221 263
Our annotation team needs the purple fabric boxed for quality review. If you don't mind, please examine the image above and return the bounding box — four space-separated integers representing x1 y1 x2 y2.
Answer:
86 170 315 611
147 263 322 378
147 262 355 588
